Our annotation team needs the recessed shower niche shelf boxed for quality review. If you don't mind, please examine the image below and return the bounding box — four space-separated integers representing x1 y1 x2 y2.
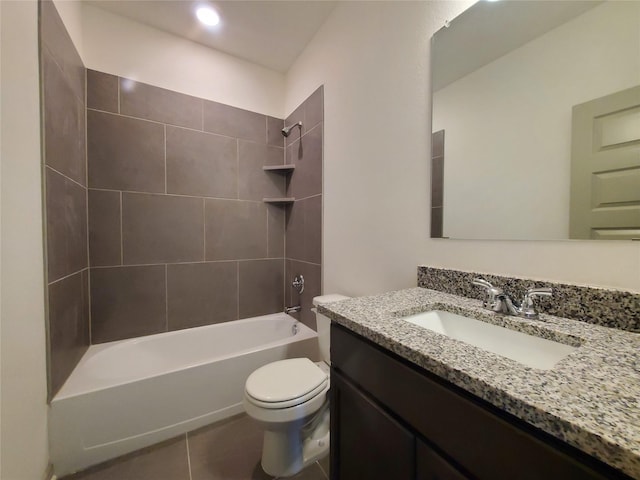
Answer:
262 164 295 173
263 197 295 205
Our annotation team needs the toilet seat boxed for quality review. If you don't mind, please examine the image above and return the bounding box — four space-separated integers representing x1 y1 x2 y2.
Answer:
245 358 328 409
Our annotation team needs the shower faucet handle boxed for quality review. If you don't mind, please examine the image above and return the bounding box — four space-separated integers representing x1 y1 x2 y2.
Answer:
292 275 305 294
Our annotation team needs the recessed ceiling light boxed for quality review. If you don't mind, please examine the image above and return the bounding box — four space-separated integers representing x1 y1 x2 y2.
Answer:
196 6 220 26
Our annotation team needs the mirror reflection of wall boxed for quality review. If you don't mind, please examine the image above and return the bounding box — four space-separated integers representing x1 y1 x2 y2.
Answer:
432 0 640 241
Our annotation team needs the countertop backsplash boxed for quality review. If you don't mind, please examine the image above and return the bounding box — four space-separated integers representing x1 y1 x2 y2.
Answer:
418 266 640 333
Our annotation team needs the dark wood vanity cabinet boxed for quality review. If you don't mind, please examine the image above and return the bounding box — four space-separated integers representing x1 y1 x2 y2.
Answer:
329 324 631 480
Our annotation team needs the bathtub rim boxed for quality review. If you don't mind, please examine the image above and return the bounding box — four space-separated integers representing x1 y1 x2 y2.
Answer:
53 312 317 401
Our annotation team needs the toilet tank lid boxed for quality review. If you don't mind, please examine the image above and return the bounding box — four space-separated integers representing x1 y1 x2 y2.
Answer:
312 294 350 306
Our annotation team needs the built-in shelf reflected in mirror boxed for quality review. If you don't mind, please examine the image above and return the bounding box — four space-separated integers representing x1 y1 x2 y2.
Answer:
431 0 640 241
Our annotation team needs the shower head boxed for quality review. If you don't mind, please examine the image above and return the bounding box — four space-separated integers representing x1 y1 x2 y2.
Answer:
282 121 302 137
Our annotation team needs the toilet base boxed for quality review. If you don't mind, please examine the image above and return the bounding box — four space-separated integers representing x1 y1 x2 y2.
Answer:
261 406 330 477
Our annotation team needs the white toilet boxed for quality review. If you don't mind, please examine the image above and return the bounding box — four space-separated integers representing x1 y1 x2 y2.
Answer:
243 294 349 478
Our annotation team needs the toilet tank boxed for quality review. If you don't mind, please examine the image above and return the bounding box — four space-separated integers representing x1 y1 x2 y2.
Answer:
313 294 350 364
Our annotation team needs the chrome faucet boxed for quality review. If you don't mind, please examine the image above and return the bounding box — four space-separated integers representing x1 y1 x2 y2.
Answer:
472 278 552 319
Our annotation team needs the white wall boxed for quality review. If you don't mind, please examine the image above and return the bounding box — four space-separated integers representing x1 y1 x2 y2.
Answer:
433 1 639 240
286 0 640 294
52 0 84 58
0 1 50 479
79 3 285 118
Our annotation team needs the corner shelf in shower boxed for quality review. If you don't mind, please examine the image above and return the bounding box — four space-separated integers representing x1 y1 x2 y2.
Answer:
262 164 296 173
263 197 295 205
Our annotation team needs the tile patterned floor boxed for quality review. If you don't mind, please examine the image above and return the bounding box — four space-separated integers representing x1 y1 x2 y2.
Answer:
62 414 329 480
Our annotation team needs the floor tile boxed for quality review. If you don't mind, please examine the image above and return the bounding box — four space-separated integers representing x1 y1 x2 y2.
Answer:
188 414 268 480
62 436 189 480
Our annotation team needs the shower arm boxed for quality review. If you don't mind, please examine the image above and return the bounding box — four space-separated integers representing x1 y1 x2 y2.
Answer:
282 121 302 138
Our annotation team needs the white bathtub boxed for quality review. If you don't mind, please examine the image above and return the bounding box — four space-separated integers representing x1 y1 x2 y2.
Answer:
49 312 319 476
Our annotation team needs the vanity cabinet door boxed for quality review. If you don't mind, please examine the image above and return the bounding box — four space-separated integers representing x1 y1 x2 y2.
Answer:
416 439 469 480
330 369 414 480
331 324 628 480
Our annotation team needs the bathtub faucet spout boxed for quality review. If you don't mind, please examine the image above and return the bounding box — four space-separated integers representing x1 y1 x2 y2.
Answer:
285 305 301 315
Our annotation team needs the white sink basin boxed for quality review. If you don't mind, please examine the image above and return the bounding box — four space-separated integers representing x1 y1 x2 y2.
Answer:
402 310 577 370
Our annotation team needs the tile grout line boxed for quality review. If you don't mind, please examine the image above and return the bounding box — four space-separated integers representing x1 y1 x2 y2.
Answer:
317 460 329 480
86 107 281 147
164 124 168 194
89 257 287 269
47 266 90 287
296 193 322 202
287 258 321 267
85 68 92 345
45 164 86 190
185 433 193 480
236 261 240 320
86 187 270 204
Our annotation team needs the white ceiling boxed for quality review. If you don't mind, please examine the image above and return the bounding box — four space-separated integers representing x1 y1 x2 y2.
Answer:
85 1 338 73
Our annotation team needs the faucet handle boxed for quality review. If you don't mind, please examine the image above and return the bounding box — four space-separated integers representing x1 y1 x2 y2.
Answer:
520 287 553 319
472 278 494 289
472 278 504 311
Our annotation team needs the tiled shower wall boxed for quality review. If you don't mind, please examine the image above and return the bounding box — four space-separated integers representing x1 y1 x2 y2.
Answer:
41 0 90 397
41 0 324 396
86 71 288 343
284 88 324 329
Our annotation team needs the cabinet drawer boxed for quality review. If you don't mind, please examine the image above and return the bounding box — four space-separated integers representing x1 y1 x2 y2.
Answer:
331 324 626 480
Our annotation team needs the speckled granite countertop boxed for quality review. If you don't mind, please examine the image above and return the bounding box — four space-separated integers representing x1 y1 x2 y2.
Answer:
319 288 640 479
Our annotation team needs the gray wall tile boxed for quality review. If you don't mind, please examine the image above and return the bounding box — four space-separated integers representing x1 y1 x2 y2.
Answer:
120 79 202 130
46 168 88 282
40 0 85 103
267 205 285 258
305 86 324 131
267 116 285 147
238 259 284 318
88 110 165 193
432 129 445 158
41 0 89 399
285 196 321 264
285 201 304 262
167 262 238 331
238 141 285 201
87 69 118 113
304 195 322 265
43 51 86 185
285 260 321 331
205 200 268 260
88 190 121 266
122 193 204 265
431 207 443 238
431 156 444 208
166 127 237 198
203 101 266 144
48 270 90 397
90 265 167 343
286 124 322 199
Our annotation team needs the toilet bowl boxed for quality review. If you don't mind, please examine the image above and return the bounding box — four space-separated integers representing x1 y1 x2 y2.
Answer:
243 294 349 478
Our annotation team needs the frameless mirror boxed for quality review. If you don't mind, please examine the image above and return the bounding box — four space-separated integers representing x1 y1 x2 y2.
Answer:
430 0 640 240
